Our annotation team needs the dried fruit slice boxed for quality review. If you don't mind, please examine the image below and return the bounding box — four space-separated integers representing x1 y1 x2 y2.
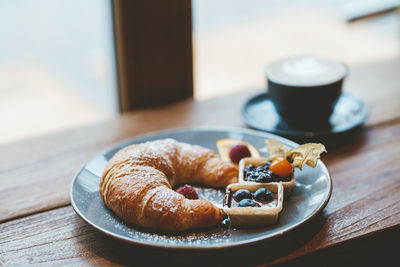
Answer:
216 138 261 164
264 138 326 170
264 138 291 160
286 143 326 170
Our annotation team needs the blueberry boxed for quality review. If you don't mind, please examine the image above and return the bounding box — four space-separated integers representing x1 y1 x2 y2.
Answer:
244 164 255 172
257 171 274 183
255 166 264 172
265 170 273 178
254 188 274 202
233 189 252 202
255 172 268 183
262 163 271 170
246 172 258 181
255 172 265 182
238 199 257 207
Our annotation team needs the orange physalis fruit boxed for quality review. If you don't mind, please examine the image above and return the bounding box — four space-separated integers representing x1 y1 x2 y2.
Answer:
270 157 293 177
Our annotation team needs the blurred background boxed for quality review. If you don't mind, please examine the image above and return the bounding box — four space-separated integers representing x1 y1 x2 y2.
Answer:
0 0 399 145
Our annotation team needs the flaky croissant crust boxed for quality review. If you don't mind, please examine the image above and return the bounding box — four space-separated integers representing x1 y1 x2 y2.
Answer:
99 138 238 231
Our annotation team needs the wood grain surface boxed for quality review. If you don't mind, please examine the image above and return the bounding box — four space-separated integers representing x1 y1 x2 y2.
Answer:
1 59 400 266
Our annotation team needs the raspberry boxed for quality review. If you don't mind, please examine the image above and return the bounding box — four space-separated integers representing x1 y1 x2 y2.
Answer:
176 184 199 199
229 144 251 164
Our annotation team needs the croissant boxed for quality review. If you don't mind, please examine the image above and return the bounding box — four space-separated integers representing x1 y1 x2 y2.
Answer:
99 138 238 231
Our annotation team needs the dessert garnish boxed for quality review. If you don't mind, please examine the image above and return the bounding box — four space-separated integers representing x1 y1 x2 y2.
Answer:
176 184 199 199
238 199 257 207
264 139 326 170
233 188 275 207
229 144 251 164
242 161 292 183
238 139 325 196
286 143 326 169
269 157 293 177
233 189 252 202
223 183 284 227
216 138 260 164
264 139 291 160
253 188 274 202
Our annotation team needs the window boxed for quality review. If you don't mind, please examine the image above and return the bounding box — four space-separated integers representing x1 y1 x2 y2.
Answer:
192 0 399 99
0 0 117 144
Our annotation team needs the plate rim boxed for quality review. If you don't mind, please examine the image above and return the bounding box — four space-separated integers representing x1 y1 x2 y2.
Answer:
70 126 332 250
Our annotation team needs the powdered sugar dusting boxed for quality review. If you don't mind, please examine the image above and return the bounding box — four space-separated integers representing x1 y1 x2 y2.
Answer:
97 138 237 246
93 183 234 247
124 226 233 245
96 195 233 246
193 186 225 208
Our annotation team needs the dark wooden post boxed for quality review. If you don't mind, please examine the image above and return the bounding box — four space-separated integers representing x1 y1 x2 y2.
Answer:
112 0 193 112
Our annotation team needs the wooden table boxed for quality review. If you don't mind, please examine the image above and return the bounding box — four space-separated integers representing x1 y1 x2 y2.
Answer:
1 58 399 266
